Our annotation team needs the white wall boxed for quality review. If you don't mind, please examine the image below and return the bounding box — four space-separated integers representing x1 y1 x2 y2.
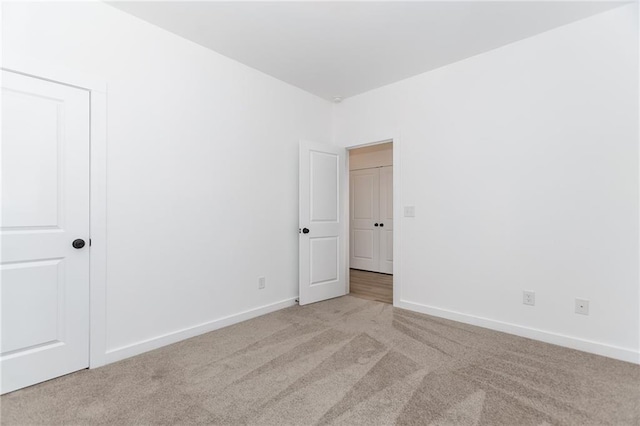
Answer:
2 1 332 361
335 4 639 363
349 142 393 170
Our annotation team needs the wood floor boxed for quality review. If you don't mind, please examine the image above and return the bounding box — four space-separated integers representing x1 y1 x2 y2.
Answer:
349 268 393 304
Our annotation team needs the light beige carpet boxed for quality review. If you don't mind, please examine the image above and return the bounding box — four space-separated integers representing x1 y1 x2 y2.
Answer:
2 296 639 425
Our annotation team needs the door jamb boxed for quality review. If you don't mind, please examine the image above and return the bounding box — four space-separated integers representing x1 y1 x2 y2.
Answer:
2 58 108 368
344 137 401 306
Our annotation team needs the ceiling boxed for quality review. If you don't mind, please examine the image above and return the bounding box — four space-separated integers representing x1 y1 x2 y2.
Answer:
109 1 627 101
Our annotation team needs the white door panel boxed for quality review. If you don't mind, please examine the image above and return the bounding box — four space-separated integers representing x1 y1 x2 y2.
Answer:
353 230 374 260
310 237 339 285
299 141 346 305
1 71 90 394
352 173 375 220
310 151 339 222
1 90 60 228
1 259 62 354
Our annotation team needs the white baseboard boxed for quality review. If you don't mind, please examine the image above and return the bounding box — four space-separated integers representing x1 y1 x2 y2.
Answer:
105 298 297 364
395 299 639 365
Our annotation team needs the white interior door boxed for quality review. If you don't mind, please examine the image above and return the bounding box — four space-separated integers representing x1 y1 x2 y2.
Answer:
349 168 379 271
1 70 90 394
349 166 393 274
299 141 346 305
378 166 393 274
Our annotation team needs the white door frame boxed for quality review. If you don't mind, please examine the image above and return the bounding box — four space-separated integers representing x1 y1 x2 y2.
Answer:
344 137 401 306
2 57 108 368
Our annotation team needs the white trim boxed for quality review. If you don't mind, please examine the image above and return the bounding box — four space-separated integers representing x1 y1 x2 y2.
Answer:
343 148 351 295
89 91 108 368
105 298 298 364
397 299 640 365
2 56 106 94
637 0 640 374
344 136 401 304
2 57 109 369
391 137 402 305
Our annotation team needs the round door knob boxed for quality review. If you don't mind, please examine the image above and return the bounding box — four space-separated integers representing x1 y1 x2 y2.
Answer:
302 228 310 234
72 239 86 249
380 223 384 227
374 223 379 227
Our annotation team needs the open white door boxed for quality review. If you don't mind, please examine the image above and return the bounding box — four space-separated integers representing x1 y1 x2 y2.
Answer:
299 141 347 305
1 71 90 394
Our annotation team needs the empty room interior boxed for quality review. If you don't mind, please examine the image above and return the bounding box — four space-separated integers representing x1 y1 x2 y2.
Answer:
1 1 639 425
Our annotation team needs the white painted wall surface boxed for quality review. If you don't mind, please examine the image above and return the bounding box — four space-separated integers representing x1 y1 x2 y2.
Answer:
349 142 393 170
2 1 332 360
334 5 639 362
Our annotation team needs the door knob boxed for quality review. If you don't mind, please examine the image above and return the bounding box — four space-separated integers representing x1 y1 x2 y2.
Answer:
374 223 379 227
379 223 384 227
72 239 86 249
302 228 310 234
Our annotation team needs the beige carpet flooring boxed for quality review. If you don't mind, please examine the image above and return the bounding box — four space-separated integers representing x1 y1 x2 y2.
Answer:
2 296 639 425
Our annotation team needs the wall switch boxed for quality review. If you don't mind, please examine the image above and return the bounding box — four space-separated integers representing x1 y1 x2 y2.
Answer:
258 277 266 290
523 291 535 306
575 298 589 315
404 206 415 217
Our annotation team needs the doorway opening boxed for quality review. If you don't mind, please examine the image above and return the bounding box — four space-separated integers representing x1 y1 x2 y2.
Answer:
347 141 393 304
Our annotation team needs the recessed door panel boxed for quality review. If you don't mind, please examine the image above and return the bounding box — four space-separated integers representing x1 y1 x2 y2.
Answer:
1 90 61 229
310 237 339 285
353 174 374 220
384 230 393 262
1 71 90 394
1 260 63 355
353 230 374 260
310 151 339 223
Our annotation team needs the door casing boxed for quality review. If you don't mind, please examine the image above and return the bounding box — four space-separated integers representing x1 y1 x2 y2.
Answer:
345 138 401 305
2 57 108 368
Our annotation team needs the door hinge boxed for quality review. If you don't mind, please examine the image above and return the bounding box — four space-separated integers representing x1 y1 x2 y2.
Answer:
89 238 92 246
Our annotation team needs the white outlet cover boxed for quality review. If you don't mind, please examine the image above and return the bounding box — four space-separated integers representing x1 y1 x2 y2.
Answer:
523 291 535 306
404 206 415 217
258 277 266 289
575 298 589 315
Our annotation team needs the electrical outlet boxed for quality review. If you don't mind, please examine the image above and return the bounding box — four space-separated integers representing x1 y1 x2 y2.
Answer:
523 291 535 306
258 277 266 290
575 298 589 315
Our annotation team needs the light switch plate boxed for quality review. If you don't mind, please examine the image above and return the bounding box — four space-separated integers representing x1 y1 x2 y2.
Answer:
523 291 535 306
404 206 415 217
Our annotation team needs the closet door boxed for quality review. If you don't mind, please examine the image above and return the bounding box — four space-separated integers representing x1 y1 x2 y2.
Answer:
378 166 393 274
349 169 379 272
